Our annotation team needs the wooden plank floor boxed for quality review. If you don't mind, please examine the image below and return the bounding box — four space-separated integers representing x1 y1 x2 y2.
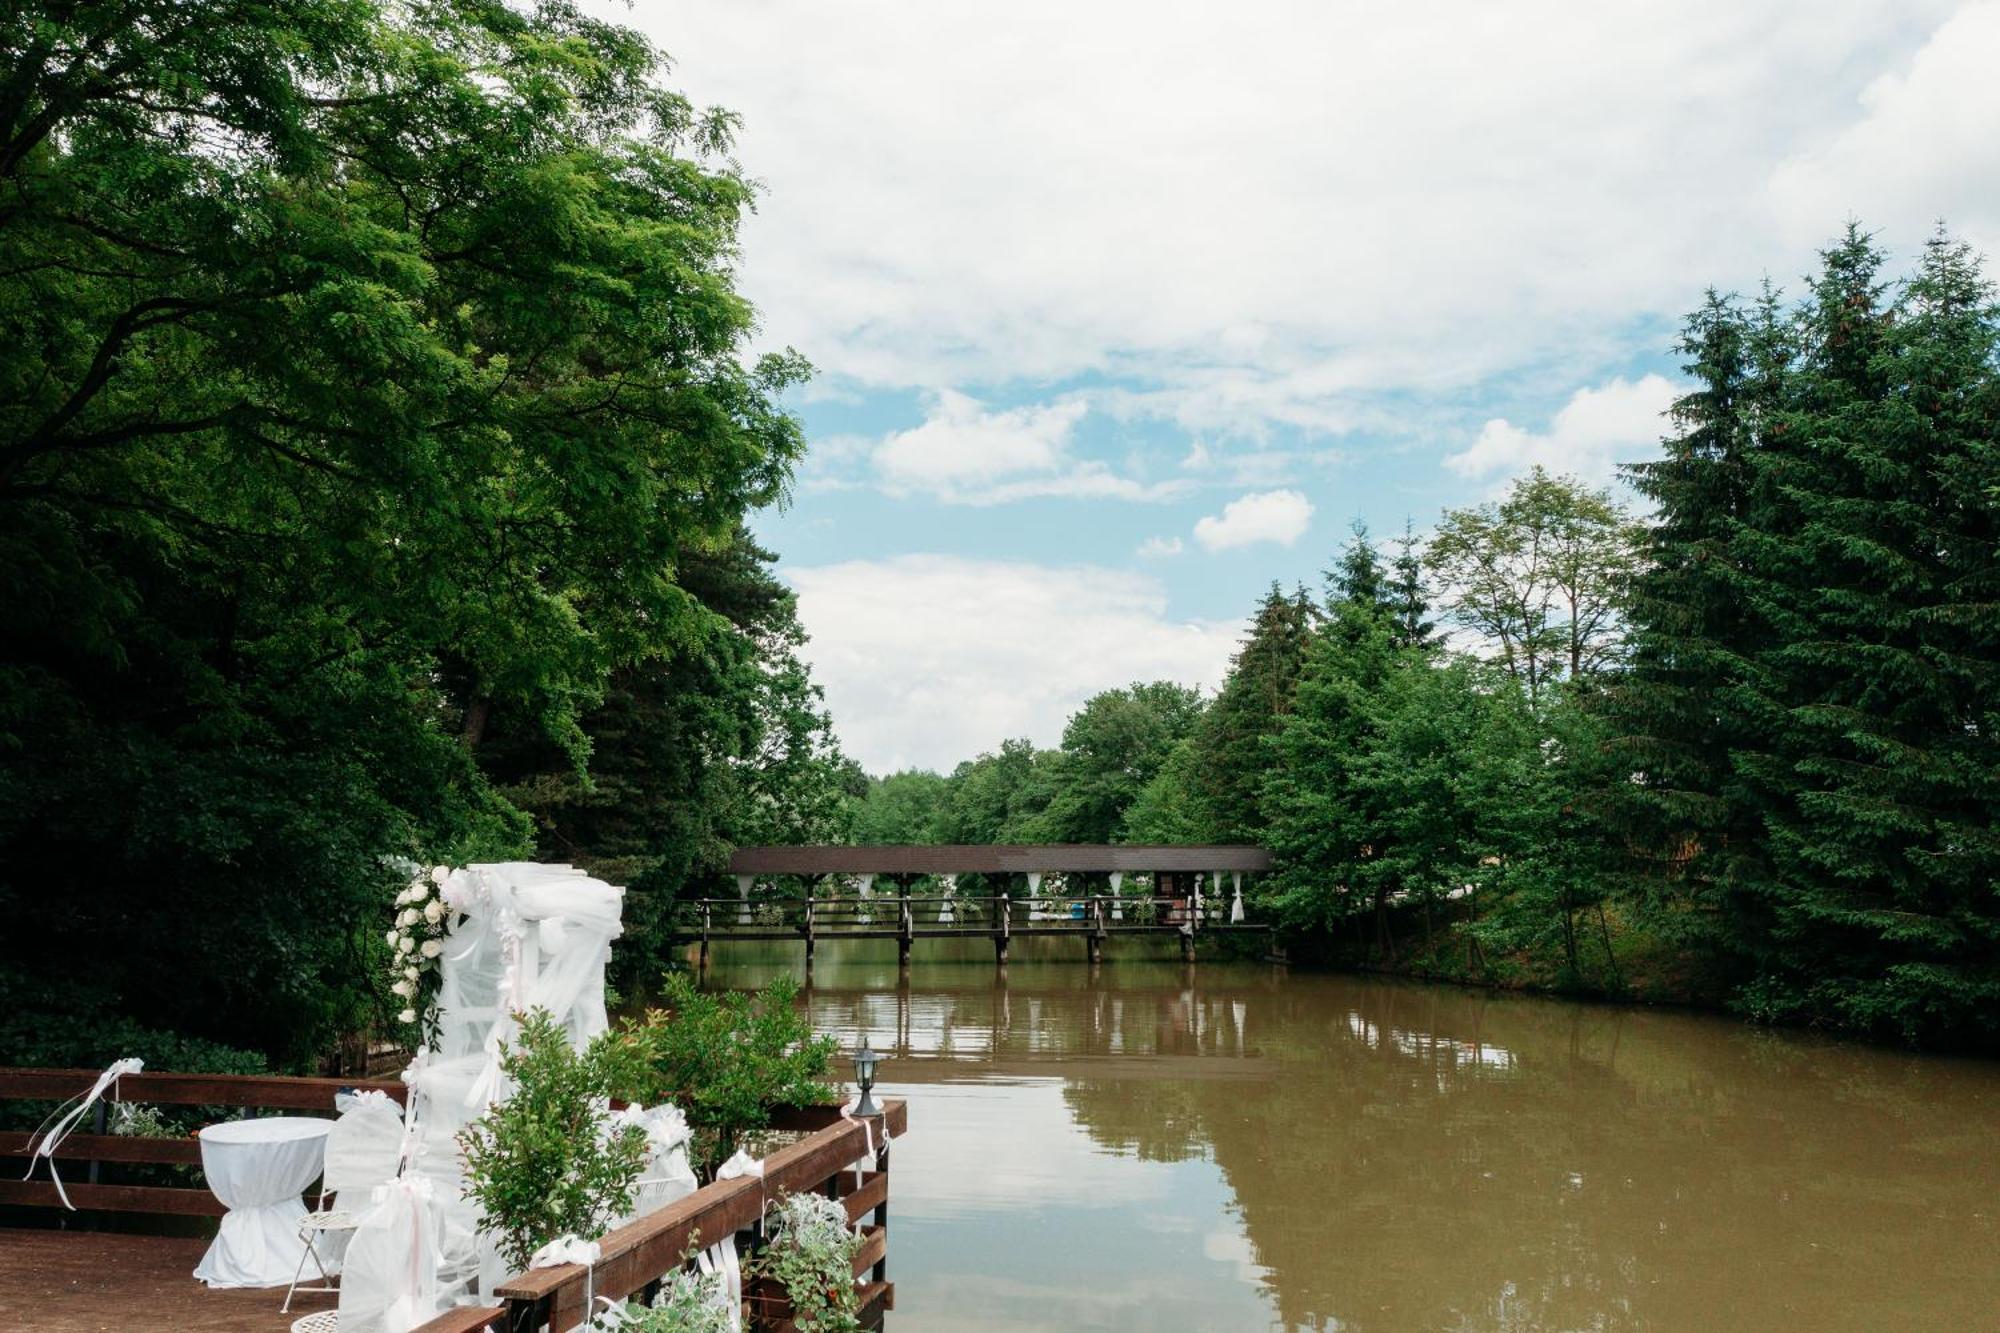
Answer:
0 1228 334 1332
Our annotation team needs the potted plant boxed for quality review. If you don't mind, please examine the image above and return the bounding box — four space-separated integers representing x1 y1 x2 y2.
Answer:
747 1191 864 1333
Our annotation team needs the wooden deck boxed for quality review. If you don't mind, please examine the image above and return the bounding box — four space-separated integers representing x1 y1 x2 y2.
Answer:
0 1229 332 1332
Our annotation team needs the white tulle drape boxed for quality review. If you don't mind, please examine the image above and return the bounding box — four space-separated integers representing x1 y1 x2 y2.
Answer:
339 862 626 1333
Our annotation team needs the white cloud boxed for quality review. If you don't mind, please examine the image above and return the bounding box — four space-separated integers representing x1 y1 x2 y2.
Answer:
1443 375 1677 486
786 556 1240 771
1768 2 2000 258
1191 490 1315 552
634 0 1966 427
873 390 1080 490
1137 535 1183 558
867 390 1183 504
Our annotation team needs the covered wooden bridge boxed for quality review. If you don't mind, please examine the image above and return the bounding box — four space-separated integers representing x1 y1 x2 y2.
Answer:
681 844 1275 966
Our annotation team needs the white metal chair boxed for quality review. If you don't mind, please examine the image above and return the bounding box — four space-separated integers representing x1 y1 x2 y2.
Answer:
282 1091 408 1314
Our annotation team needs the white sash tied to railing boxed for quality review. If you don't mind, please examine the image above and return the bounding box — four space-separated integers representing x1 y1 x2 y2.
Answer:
531 1233 602 1332
700 1150 764 1333
20 1056 143 1209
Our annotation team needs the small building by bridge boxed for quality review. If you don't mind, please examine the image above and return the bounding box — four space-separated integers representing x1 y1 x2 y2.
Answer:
684 844 1275 966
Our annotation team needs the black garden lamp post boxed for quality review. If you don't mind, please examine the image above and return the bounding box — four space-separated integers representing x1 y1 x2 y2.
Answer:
852 1039 881 1119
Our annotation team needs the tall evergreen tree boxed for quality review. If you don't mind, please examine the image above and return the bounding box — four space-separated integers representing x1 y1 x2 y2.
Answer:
1185 583 1317 842
1326 524 1396 624
1602 289 1779 945
1262 603 1403 947
1731 227 2000 1043
1387 521 1438 652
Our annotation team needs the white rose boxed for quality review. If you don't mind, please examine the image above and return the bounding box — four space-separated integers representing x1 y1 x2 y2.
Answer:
420 939 442 959
398 1008 417 1025
404 965 420 981
391 979 414 998
430 866 451 889
423 900 444 924
397 908 420 927
385 929 399 947
395 935 414 955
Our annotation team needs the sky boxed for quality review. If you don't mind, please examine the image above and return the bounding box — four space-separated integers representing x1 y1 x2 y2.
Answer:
609 0 2000 774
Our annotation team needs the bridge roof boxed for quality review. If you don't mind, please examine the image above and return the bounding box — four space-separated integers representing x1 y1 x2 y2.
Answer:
728 844 1271 875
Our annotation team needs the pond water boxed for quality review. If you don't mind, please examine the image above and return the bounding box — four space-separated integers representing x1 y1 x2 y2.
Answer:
701 937 2000 1332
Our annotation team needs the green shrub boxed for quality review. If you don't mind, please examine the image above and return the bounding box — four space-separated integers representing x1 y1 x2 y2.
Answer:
618 975 837 1178
459 1009 649 1271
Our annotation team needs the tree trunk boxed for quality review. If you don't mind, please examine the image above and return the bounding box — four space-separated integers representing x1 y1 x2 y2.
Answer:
1596 902 1623 989
461 695 491 748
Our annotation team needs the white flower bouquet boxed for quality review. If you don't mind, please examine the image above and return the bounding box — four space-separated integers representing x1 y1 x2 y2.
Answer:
383 863 459 1044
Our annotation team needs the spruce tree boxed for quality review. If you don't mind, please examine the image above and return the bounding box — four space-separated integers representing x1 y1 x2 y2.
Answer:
1387 520 1438 652
1263 603 1402 947
1326 523 1395 623
1735 228 2000 1043
1603 289 1779 948
1187 583 1317 842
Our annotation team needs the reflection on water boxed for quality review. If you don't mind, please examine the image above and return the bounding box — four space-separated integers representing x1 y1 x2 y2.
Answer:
703 936 2000 1332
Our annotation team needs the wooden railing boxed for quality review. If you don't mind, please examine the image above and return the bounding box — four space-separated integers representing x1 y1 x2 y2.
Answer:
4 1069 905 1331
0 1066 405 1217
412 1100 906 1333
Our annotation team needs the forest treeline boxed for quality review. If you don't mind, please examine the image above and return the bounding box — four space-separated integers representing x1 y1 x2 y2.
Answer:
856 230 2000 1051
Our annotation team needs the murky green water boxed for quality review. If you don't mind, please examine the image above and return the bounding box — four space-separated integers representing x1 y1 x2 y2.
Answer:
703 937 2000 1331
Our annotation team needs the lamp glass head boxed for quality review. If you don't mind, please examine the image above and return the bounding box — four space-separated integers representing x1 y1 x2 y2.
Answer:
852 1040 881 1117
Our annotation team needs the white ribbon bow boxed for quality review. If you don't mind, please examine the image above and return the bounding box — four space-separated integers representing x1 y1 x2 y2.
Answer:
531 1234 602 1267
21 1057 143 1209
532 1234 603 1332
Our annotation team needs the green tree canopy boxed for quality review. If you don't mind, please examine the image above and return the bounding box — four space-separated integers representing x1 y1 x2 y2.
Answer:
1430 469 1644 704
0 0 806 1063
1035 681 1206 843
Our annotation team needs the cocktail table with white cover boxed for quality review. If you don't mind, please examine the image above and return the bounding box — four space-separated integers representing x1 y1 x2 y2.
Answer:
194 1116 334 1287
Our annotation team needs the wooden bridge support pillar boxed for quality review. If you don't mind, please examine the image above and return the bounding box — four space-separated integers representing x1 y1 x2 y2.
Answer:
1179 929 1195 964
1087 934 1103 965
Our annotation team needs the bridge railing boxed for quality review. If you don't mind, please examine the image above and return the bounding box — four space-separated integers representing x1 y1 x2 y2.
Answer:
673 891 1239 938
